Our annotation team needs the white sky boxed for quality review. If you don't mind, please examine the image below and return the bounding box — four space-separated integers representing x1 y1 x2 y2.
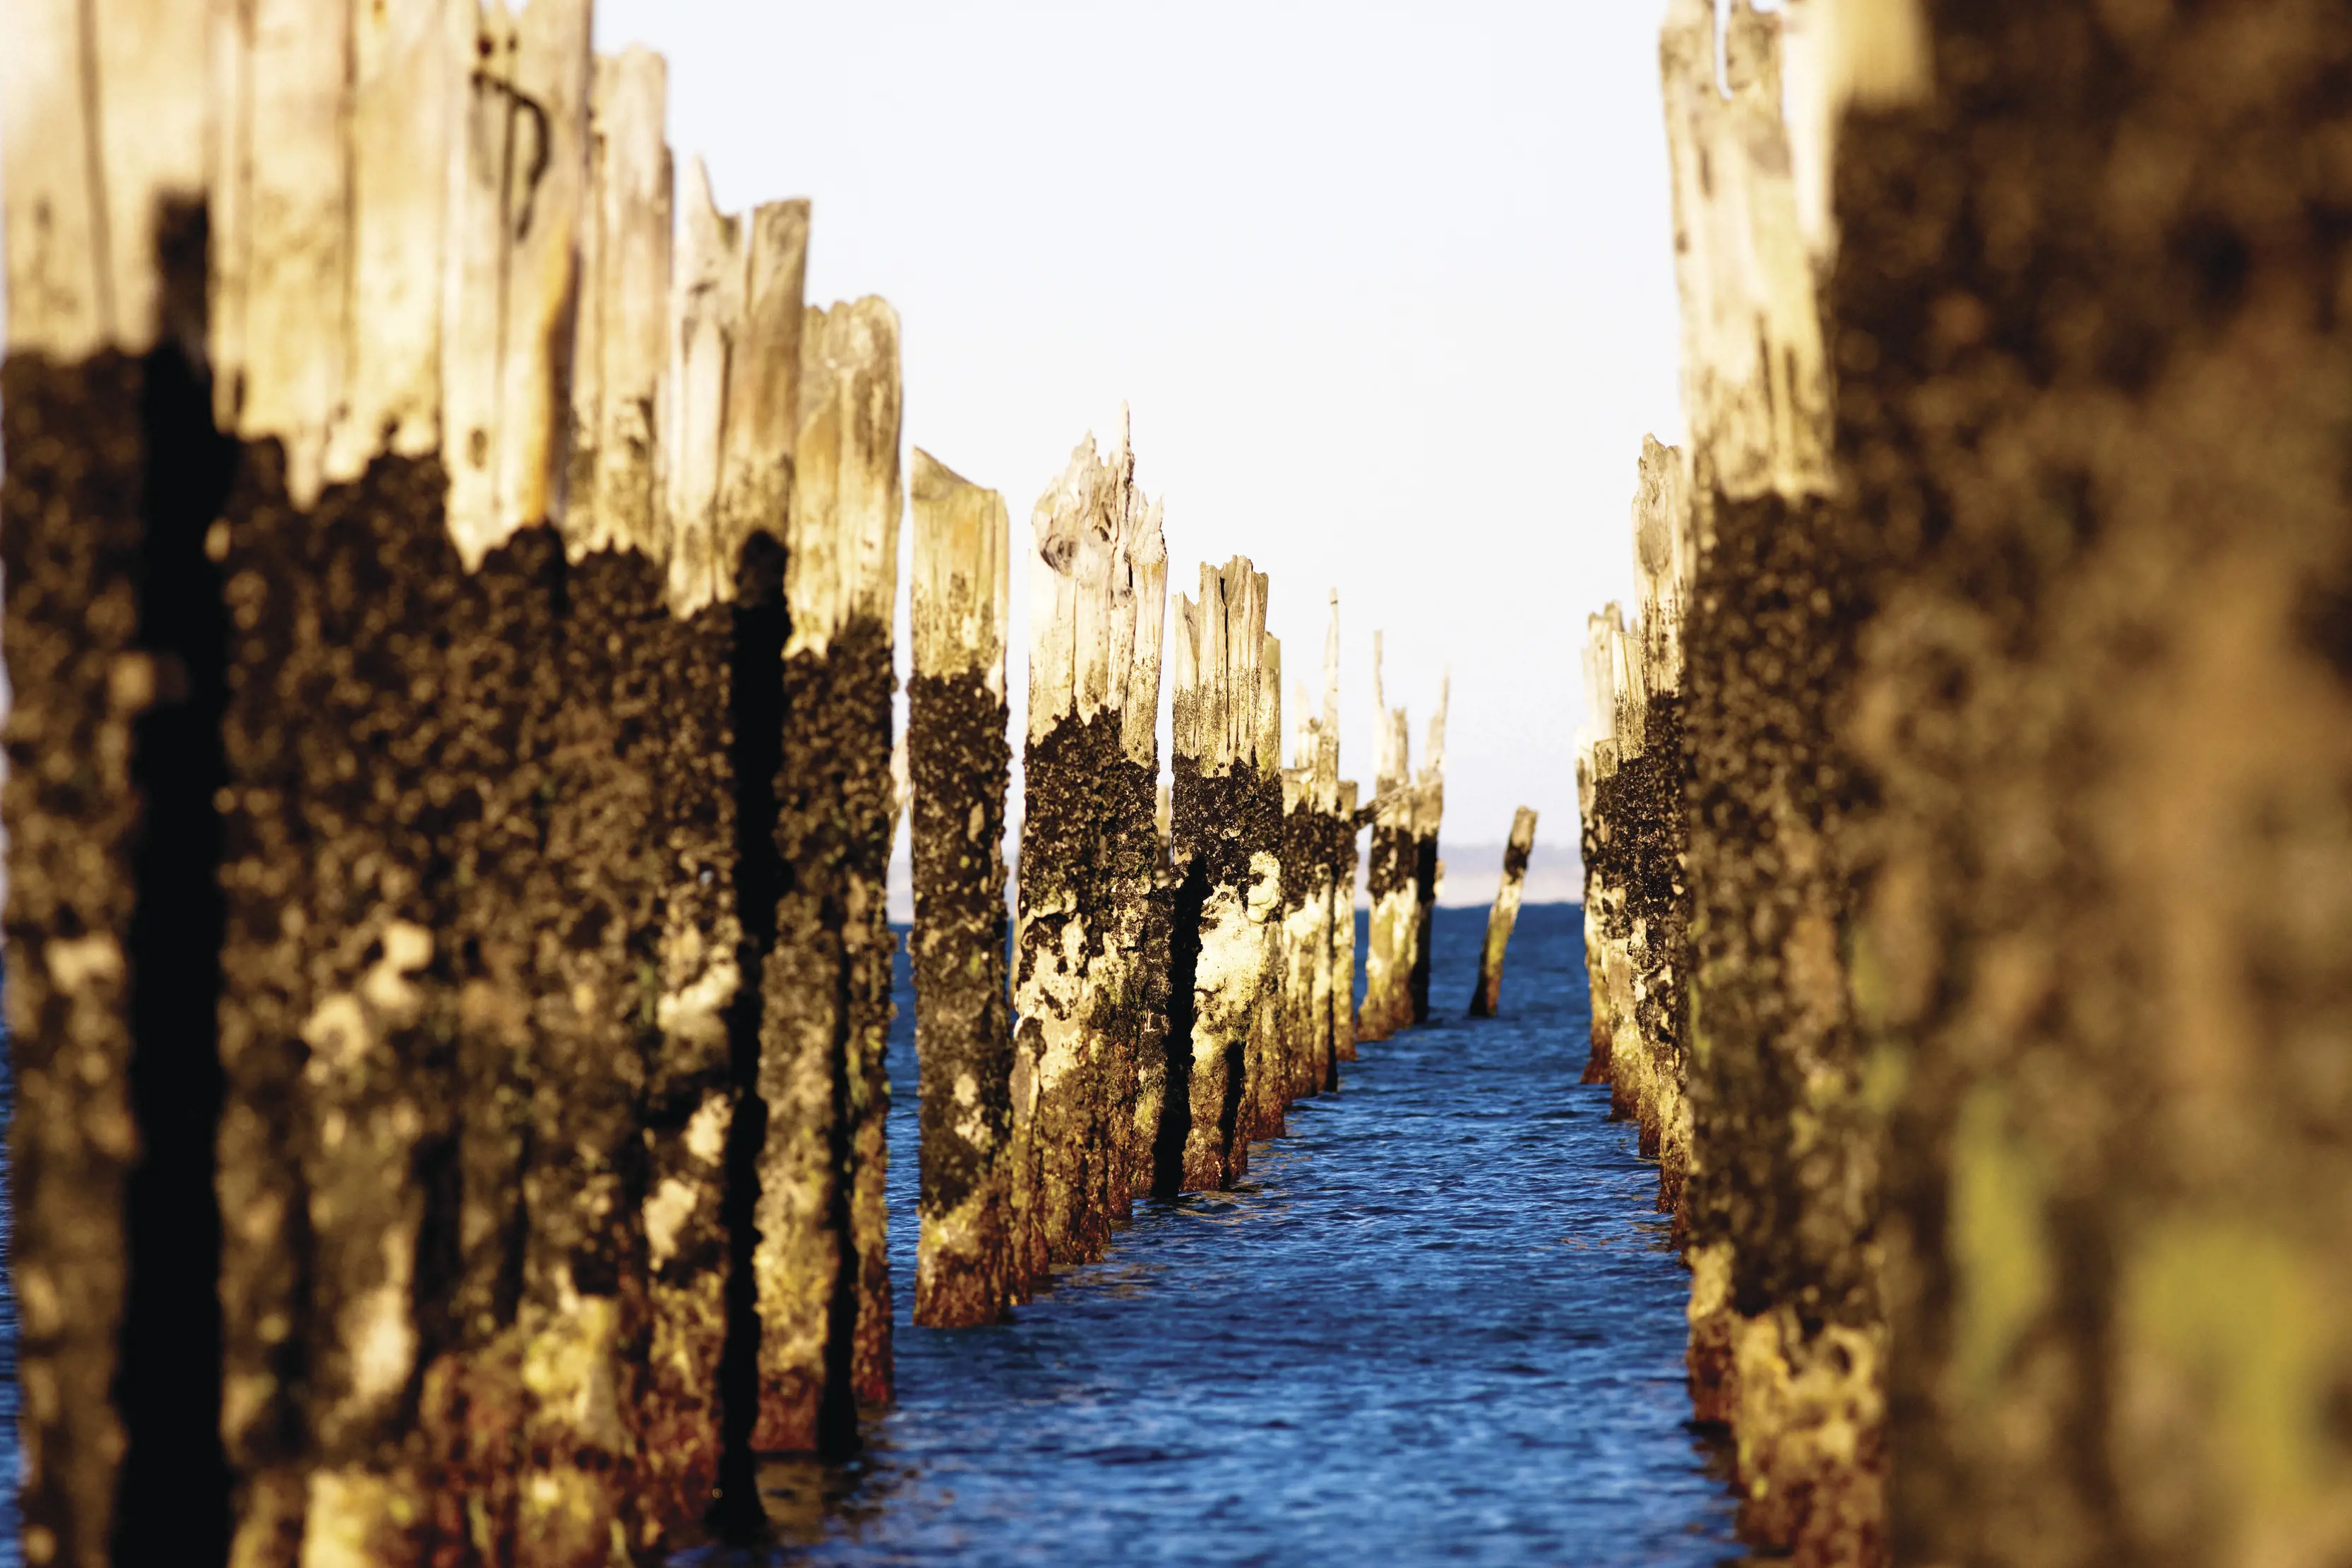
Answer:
595 0 1685 854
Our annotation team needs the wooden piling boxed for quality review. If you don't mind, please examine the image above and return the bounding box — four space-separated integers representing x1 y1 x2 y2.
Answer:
1358 636 1415 1043
751 295 903 1453
1164 561 1282 1190
1330 782 1363 1066
1651 1 1875 1559
1830 0 2352 1560
1407 678 1448 1025
907 450 1016 1328
1469 808 1538 1017
1279 595 1348 1099
1009 424 1168 1266
2 6 222 1563
609 124 812 1543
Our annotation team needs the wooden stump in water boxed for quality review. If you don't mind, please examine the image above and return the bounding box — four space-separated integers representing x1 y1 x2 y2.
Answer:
751 295 902 1455
1278 593 1349 1100
906 450 1016 1329
1165 561 1282 1191
1575 438 1695 1209
1407 678 1447 1025
1358 635 1416 1045
1469 808 1538 1018
1330 782 1363 1066
624 138 814 1536
1008 425 1167 1272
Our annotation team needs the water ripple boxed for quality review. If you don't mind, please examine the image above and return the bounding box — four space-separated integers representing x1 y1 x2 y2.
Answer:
687 904 1741 1567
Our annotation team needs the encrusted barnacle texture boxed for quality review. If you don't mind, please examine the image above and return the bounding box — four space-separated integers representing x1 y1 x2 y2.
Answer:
1164 559 1283 1192
1011 421 1168 1265
1836 0 2352 1562
753 295 902 1454
907 450 1017 1328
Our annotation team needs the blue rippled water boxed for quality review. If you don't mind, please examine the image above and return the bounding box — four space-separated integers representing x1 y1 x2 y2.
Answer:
0 904 1738 1566
696 903 1738 1566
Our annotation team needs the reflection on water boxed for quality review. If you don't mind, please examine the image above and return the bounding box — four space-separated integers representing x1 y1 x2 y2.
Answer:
685 904 1741 1567
0 908 1740 1567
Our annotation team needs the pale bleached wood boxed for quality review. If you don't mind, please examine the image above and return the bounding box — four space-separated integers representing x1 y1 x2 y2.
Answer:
1634 436 1692 695
1359 632 1416 1043
443 0 593 568
662 157 741 607
207 0 352 505
568 48 673 563
328 0 465 481
1026 421 1161 748
1 0 208 361
912 449 1011 690
715 203 810 587
787 297 902 657
1 0 108 360
1660 0 1829 503
1471 807 1539 1017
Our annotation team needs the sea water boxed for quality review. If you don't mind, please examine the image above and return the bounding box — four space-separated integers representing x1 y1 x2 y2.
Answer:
709 904 1738 1566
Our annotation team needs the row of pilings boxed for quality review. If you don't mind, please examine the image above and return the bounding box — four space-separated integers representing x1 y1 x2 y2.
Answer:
1580 2 2352 1565
0 8 1468 1566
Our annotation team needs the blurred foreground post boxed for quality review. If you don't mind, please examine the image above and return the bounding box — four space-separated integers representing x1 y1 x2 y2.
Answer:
2 6 223 1563
1469 808 1538 1018
1834 0 2352 1560
906 450 1016 1328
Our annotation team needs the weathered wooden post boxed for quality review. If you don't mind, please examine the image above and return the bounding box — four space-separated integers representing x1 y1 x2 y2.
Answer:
1825 0 2352 1560
751 295 902 1454
906 450 1017 1328
1330 782 1363 1067
1009 424 1167 1268
2 7 230 1563
1279 594 1347 1100
1164 561 1282 1190
1241 633 1289 1144
203 5 631 1562
1358 636 1416 1043
1469 808 1539 1017
1655 1 1875 1558
1407 676 1448 1024
621 133 812 1543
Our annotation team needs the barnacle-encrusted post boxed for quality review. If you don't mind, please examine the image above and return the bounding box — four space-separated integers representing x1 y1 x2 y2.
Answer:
1009 421 1168 1272
907 450 1017 1328
751 295 903 1454
1164 561 1282 1190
